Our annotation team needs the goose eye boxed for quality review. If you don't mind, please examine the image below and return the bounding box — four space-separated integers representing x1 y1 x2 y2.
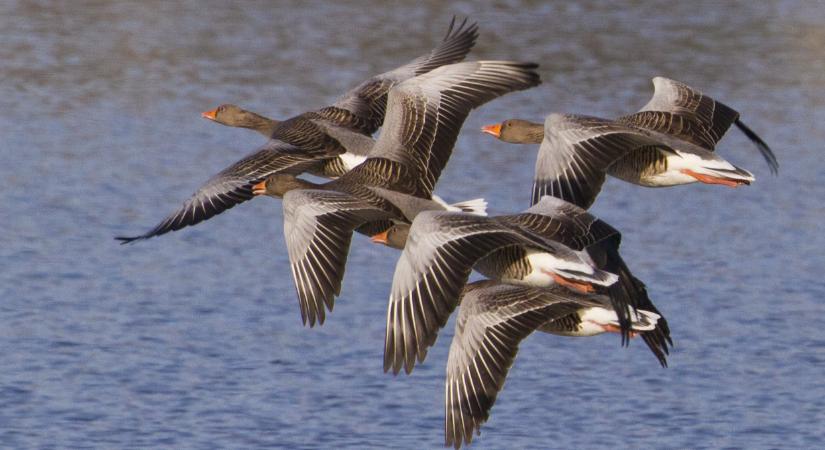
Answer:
218 105 226 112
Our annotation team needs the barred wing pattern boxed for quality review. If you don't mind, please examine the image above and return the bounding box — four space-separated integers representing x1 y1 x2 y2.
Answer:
384 211 595 375
117 140 316 243
445 281 603 448
282 189 395 326
620 77 777 173
507 196 620 251
373 61 541 198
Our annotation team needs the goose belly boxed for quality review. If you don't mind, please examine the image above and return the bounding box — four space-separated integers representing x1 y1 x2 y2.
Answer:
640 151 743 187
609 146 694 187
515 251 560 286
641 152 707 186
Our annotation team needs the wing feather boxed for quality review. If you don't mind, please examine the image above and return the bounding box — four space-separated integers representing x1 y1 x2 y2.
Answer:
117 140 316 243
282 189 394 326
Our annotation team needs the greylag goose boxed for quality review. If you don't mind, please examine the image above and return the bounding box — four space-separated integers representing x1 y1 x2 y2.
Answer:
200 104 378 178
444 281 659 448
201 104 278 137
481 77 777 208
253 177 486 326
251 60 541 326
116 17 479 243
381 195 671 375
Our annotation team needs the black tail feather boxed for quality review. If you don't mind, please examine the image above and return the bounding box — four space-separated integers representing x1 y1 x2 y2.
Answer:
735 118 778 175
600 241 672 365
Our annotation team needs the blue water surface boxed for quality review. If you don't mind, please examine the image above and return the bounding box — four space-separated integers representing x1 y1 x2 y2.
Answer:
2 1 824 448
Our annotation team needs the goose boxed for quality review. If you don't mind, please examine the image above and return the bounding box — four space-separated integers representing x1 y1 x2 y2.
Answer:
200 103 377 178
443 280 659 448
201 104 278 138
481 77 777 208
116 17 479 243
251 60 541 326
380 195 671 375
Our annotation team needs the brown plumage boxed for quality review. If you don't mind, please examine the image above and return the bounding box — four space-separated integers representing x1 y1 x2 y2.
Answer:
117 17 480 243
250 60 541 326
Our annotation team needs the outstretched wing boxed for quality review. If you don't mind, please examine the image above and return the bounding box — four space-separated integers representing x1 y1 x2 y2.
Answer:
329 17 479 135
445 281 601 448
503 196 620 251
367 60 541 197
619 77 777 173
117 140 317 243
533 114 667 209
282 189 394 326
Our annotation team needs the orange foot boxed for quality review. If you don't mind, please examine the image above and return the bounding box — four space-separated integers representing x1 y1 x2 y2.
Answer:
680 169 746 188
602 323 638 338
549 272 595 293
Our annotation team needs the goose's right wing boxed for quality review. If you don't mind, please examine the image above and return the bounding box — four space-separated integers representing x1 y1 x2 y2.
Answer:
282 189 395 327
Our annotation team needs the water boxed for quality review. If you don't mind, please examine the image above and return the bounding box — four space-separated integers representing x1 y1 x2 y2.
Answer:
2 1 824 448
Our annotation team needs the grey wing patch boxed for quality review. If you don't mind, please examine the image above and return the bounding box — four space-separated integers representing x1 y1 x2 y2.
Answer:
282 189 394 326
506 196 621 251
533 114 664 209
116 140 317 243
444 282 598 448
331 17 479 135
373 61 542 197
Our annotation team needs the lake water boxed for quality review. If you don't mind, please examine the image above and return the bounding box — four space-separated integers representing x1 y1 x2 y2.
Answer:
2 1 824 448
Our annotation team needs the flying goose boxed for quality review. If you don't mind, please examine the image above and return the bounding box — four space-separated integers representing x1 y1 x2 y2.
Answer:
251 60 541 326
252 177 486 326
381 195 671 375
116 17 479 243
481 77 777 209
199 104 375 178
443 280 659 448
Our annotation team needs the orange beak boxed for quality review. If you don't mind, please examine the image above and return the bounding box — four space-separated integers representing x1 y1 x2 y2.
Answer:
370 230 390 245
480 123 502 138
201 108 218 121
251 180 267 195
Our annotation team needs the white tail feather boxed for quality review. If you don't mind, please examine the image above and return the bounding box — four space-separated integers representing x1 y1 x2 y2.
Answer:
581 307 659 331
432 194 488 216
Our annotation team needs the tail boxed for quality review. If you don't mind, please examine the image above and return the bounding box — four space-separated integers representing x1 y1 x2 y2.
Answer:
629 309 659 331
688 162 755 187
628 274 673 368
735 119 778 175
431 195 488 216
555 266 620 288
580 306 659 332
600 241 672 366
